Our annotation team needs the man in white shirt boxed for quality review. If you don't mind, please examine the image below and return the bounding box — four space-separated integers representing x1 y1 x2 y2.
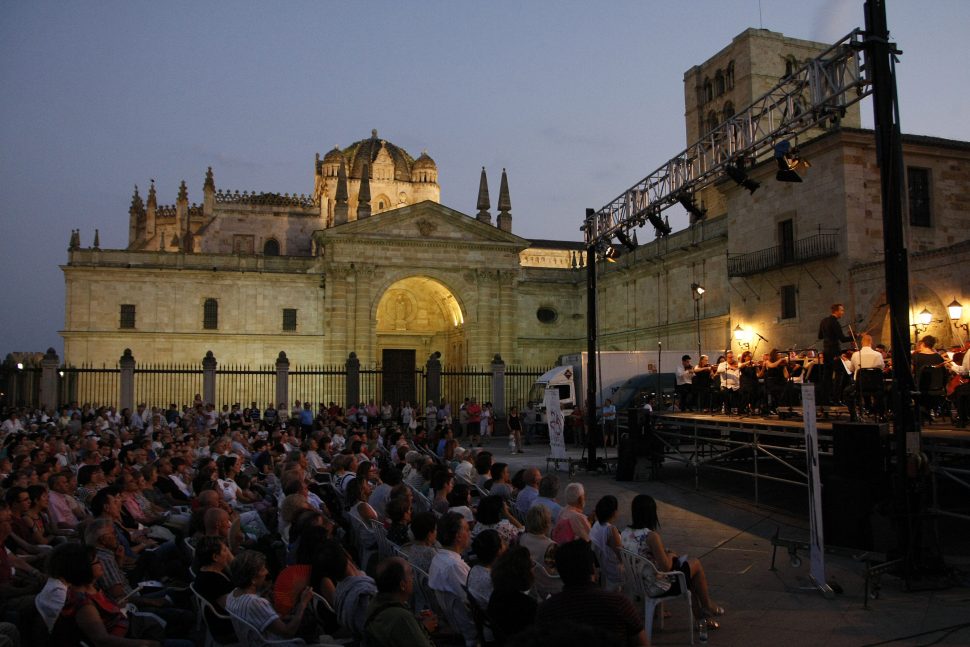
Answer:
846 333 887 421
716 351 741 413
675 355 694 411
428 513 476 647
850 334 886 373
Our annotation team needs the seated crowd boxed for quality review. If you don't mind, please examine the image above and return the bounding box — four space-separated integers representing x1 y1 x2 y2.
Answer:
0 398 722 647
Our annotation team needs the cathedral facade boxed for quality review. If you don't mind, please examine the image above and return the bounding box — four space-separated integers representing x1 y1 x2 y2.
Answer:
62 29 970 375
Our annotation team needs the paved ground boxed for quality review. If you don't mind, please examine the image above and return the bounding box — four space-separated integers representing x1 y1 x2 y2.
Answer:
473 438 970 647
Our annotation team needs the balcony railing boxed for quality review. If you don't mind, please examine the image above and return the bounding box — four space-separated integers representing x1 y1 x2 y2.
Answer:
728 232 840 277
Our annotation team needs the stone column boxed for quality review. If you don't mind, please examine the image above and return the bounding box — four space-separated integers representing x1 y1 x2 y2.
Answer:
202 351 217 405
39 348 59 412
275 351 290 409
426 352 442 405
491 354 506 435
346 352 360 408
119 349 135 412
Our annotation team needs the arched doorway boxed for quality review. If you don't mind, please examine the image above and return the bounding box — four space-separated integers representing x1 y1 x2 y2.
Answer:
375 276 466 403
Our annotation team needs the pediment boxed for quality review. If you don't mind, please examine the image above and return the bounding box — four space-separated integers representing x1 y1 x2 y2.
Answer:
316 201 530 249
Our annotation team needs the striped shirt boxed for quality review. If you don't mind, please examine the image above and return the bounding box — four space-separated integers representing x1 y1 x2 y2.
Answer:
225 591 279 635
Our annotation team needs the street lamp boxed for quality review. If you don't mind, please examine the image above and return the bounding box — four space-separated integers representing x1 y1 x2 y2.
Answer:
949 299 969 339
911 308 940 344
733 324 751 350
691 283 705 359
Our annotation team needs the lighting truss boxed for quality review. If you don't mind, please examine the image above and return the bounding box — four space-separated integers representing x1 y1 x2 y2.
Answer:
584 29 871 244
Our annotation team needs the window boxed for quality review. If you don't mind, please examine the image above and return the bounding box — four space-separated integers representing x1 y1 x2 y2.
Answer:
263 239 280 256
722 102 735 122
283 308 297 331
778 219 795 264
703 78 713 103
715 70 725 96
907 167 932 227
536 307 558 324
707 111 718 133
784 56 798 78
726 61 735 89
203 298 218 330
781 285 797 320
119 304 136 329
232 234 254 254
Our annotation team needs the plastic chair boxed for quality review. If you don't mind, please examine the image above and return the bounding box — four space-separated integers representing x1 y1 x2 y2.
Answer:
190 582 240 647
618 548 693 645
406 482 434 515
372 519 404 561
347 508 378 572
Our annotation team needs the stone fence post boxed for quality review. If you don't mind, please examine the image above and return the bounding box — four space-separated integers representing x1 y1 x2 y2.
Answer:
202 351 217 405
426 352 442 406
119 349 135 412
346 352 360 408
275 351 290 409
40 348 59 412
491 354 506 434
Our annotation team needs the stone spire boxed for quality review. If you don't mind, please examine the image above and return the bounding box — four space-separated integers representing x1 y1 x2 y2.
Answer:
93 229 100 249
176 180 188 251
145 180 157 241
203 166 215 217
476 167 491 224
356 162 371 220
69 229 80 250
334 158 349 225
497 168 512 233
129 185 144 246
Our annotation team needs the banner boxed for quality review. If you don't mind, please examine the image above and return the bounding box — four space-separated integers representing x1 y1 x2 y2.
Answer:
545 387 568 461
801 384 831 596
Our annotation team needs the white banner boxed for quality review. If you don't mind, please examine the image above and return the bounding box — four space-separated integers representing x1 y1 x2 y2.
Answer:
801 384 829 594
545 387 568 461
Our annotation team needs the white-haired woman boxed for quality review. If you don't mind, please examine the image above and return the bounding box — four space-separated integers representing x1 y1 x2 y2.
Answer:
551 482 591 544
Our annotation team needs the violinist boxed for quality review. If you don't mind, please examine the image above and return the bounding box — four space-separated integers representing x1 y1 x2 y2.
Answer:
760 349 789 416
692 355 716 412
948 341 970 428
737 351 760 415
676 355 694 412
913 335 945 425
716 351 741 414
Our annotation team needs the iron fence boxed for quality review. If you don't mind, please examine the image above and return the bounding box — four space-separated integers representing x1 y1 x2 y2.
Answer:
62 365 120 407
215 365 275 409
505 365 550 411
441 365 491 408
289 364 347 408
134 363 204 409
728 232 840 277
359 365 383 405
0 366 42 408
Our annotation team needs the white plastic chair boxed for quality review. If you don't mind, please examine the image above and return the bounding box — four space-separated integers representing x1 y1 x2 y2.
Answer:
225 605 307 646
619 547 693 645
190 582 240 647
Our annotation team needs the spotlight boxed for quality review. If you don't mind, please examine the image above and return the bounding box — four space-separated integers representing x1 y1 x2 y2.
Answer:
616 230 637 252
603 243 618 263
646 209 671 236
691 283 705 296
774 140 811 183
677 193 706 222
725 164 760 194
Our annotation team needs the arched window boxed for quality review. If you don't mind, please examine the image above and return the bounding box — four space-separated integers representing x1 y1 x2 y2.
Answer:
726 61 735 89
203 298 218 330
784 56 798 78
715 70 725 96
707 111 719 133
722 102 735 121
703 78 713 103
263 238 280 256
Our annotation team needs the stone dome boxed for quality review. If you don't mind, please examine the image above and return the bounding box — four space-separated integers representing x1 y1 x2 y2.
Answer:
322 146 344 164
342 129 414 181
413 150 437 171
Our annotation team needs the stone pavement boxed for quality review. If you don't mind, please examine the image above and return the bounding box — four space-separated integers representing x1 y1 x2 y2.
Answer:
472 438 970 647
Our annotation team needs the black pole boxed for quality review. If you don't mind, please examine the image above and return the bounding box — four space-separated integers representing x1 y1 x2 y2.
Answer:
864 0 918 573
694 297 702 359
585 209 599 470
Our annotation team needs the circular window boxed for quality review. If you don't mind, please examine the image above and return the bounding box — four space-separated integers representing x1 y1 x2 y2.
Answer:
536 307 558 324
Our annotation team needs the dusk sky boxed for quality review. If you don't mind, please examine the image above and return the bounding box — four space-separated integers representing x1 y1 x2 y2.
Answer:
2 1 969 358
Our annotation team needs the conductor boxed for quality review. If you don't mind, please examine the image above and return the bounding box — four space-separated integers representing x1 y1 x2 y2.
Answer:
818 302 853 407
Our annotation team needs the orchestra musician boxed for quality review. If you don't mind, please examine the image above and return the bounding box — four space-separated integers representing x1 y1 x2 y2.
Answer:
945 341 970 428
737 351 760 415
759 349 789 416
818 303 853 409
716 351 740 414
676 355 694 412
845 333 886 421
692 355 717 412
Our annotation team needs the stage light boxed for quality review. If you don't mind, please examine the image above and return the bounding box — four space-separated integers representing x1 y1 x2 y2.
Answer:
691 283 705 297
16 363 23 370
725 164 760 194
646 209 672 236
604 244 617 263
774 140 811 183
677 193 706 222
616 230 637 252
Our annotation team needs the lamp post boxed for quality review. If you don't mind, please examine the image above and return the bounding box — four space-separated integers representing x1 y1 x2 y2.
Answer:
948 299 968 340
691 283 705 359
733 324 750 351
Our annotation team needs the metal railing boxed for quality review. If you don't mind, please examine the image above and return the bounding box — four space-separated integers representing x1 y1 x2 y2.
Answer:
728 232 839 277
441 366 491 408
135 363 204 409
215 365 274 408
290 364 347 408
505 365 550 411
62 365 121 407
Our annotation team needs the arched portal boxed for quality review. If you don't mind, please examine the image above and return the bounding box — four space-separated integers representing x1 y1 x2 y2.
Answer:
375 276 466 368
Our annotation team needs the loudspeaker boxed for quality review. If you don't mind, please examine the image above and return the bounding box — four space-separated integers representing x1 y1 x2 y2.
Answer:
615 433 636 481
822 474 873 549
831 421 888 481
